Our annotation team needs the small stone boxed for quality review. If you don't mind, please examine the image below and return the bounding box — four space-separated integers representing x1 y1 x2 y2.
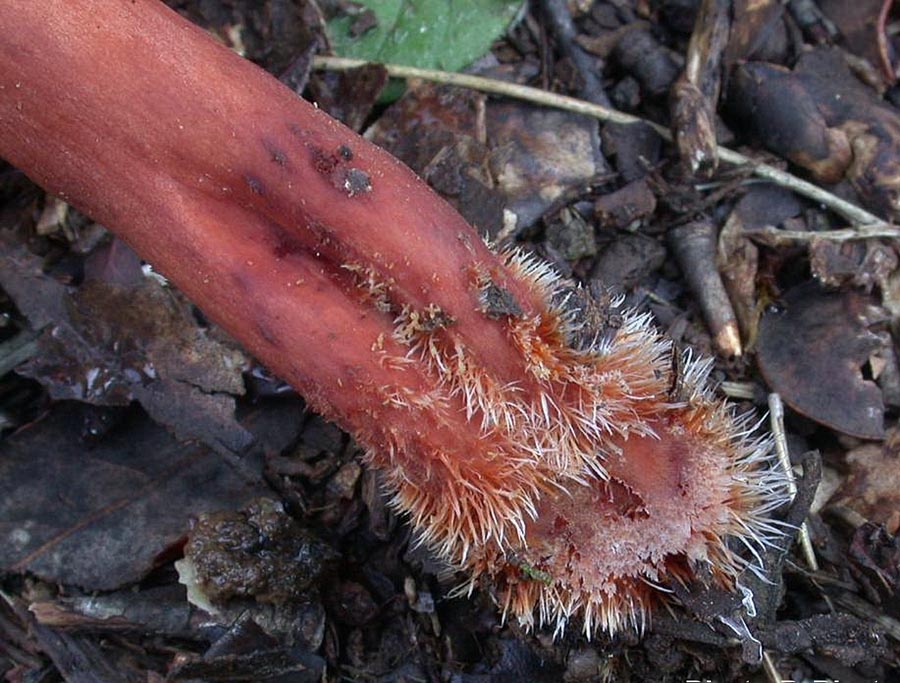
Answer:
181 498 336 606
564 647 601 682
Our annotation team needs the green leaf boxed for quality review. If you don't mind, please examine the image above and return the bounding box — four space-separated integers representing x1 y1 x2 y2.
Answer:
327 0 522 72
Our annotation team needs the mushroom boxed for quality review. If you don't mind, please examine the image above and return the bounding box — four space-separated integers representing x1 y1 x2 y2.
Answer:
0 0 787 636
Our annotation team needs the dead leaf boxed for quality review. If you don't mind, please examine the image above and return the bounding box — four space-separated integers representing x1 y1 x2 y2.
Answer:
0 233 253 454
820 0 893 87
367 80 609 235
849 522 900 598
168 615 326 683
833 428 900 533
0 402 272 591
366 82 502 233
756 282 885 439
725 0 789 66
729 48 900 219
307 63 388 132
487 102 609 229
809 238 899 291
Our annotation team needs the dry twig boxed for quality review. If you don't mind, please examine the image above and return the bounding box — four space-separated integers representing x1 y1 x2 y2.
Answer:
315 56 897 237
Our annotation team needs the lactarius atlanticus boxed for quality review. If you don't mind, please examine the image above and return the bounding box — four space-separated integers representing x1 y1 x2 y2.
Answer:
0 0 788 635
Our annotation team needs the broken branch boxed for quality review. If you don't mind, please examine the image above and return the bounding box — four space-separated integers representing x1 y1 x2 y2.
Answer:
314 55 895 233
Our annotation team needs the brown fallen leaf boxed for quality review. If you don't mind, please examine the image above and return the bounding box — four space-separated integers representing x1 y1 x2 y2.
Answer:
820 0 894 88
365 81 502 233
307 63 389 132
0 402 272 591
809 238 899 292
0 232 253 454
728 59 852 186
756 281 885 439
729 48 900 219
833 428 900 534
848 522 900 605
789 0 840 46
167 614 326 683
487 101 609 229
366 80 609 235
176 0 321 77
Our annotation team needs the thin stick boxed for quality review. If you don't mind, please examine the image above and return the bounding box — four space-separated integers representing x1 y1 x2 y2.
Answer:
768 393 819 572
747 225 900 243
0 329 39 377
313 56 895 235
761 650 783 683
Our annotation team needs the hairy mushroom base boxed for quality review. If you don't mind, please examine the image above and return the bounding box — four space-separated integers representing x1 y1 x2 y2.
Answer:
379 252 788 635
0 0 789 638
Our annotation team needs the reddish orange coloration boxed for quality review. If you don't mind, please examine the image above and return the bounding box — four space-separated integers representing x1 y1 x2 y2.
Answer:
0 0 788 635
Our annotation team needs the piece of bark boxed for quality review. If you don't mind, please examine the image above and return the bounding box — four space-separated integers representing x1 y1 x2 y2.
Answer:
756 282 886 439
594 179 657 230
601 121 663 182
591 233 666 293
30 587 194 638
540 0 611 107
761 614 889 667
545 208 597 261
671 0 731 177
612 29 682 98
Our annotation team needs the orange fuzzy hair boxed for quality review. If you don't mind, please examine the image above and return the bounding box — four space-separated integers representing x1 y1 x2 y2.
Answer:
376 248 790 636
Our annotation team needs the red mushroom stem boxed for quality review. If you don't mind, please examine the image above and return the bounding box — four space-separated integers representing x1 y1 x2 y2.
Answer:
0 0 788 635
